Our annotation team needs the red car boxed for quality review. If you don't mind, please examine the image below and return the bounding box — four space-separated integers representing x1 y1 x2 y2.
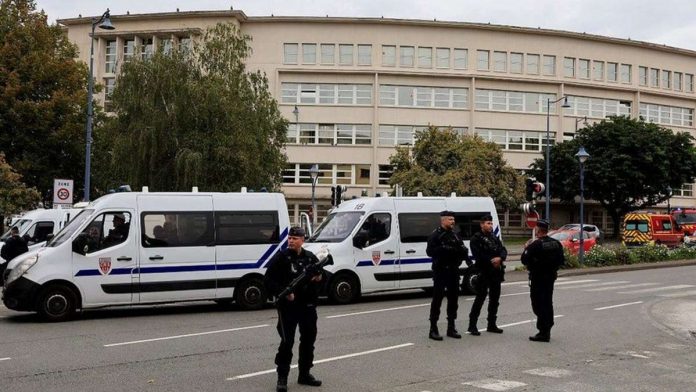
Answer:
548 229 596 255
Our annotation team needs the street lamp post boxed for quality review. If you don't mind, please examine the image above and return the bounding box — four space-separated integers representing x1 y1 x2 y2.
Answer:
575 146 590 265
545 96 571 223
666 186 672 214
292 105 299 140
575 116 588 133
309 164 319 226
84 9 115 202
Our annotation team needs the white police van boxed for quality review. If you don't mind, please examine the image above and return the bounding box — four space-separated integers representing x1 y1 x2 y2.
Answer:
2 190 290 321
304 194 501 304
1 208 82 253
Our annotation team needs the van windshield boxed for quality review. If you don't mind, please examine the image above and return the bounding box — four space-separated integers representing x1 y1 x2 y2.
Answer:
625 220 649 233
1 219 32 241
47 209 94 247
675 212 696 224
308 211 365 243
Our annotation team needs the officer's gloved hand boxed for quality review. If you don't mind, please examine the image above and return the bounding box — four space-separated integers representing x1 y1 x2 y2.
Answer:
305 263 321 277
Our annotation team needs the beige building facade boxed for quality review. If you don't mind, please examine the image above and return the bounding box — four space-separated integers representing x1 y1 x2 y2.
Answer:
58 10 696 235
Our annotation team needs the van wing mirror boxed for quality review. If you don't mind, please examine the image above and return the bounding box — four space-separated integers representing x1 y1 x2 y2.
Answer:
46 233 54 241
72 233 89 255
353 231 368 249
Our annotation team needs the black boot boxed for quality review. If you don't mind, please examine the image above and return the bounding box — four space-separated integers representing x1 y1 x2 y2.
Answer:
447 320 462 339
486 323 503 334
276 375 288 392
298 372 322 387
467 320 480 336
429 322 443 341
529 331 550 342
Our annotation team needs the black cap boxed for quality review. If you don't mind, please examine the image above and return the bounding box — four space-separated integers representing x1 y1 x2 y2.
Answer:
480 214 493 222
289 226 306 237
536 219 550 230
440 210 455 217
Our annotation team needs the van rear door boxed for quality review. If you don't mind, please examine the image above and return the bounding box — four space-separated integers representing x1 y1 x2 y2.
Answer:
137 195 216 303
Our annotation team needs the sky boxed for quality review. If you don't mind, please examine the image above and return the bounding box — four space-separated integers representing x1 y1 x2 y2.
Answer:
35 0 696 51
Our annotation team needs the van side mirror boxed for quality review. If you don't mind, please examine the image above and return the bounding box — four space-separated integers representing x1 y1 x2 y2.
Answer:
72 233 89 255
353 231 368 249
46 233 54 241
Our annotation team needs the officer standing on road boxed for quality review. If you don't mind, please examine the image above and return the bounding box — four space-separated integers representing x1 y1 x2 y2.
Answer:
467 214 507 335
521 219 565 342
427 210 470 341
264 226 324 392
1 226 29 282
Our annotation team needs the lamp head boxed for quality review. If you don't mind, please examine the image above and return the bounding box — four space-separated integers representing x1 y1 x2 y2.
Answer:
575 146 590 164
309 164 319 180
561 96 571 108
98 9 115 30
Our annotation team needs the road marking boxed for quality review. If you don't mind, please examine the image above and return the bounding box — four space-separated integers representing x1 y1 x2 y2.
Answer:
585 283 658 292
462 379 526 391
658 289 696 298
558 281 630 289
594 301 643 310
500 277 570 287
104 324 269 347
618 350 655 359
498 315 564 328
523 367 573 378
227 343 414 381
326 303 429 319
618 284 694 294
657 343 688 350
0 357 10 362
467 291 529 301
553 279 599 286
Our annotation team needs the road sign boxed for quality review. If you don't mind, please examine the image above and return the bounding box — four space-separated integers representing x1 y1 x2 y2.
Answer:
526 211 540 228
53 179 74 206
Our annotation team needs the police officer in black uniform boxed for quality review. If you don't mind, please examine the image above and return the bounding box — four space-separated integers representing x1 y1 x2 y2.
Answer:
426 210 470 341
1 226 29 283
264 227 324 392
521 219 565 342
467 214 507 335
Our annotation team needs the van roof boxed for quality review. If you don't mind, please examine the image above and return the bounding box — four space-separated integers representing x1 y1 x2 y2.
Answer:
85 191 285 209
331 196 496 213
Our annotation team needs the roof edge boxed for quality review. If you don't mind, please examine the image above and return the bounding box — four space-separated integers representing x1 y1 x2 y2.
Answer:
57 9 247 25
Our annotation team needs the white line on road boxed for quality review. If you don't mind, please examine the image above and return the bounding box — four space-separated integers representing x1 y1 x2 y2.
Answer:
326 303 429 319
523 367 573 378
659 289 696 298
618 284 694 294
501 277 571 287
553 279 599 286
227 343 414 381
466 291 529 301
594 301 643 310
462 379 527 391
558 281 630 290
498 315 564 328
0 357 10 362
585 283 658 292
104 324 270 347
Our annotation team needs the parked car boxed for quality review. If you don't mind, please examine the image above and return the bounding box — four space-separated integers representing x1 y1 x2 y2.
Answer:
548 229 596 255
558 224 602 242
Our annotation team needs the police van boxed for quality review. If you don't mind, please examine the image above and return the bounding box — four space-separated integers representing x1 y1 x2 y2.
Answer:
2 189 290 321
1 208 82 253
304 194 501 304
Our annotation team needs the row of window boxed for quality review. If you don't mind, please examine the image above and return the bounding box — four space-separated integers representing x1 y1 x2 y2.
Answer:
283 163 372 185
287 123 372 145
281 83 372 105
474 89 557 114
378 125 466 146
563 96 632 118
104 37 192 74
638 67 695 92
379 85 468 108
474 129 556 152
639 103 694 127
562 58 632 83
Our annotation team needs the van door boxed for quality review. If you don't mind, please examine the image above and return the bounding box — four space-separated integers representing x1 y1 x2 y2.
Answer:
137 195 216 303
72 210 138 305
352 211 398 291
395 199 446 289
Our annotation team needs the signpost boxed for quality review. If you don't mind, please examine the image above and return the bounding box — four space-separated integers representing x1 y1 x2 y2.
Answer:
53 179 74 208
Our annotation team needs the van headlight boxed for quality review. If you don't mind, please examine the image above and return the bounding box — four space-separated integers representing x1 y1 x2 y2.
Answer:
5 255 39 286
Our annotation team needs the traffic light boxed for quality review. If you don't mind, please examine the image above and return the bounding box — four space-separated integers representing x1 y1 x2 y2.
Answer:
522 202 537 215
525 178 535 201
336 186 347 206
532 182 545 199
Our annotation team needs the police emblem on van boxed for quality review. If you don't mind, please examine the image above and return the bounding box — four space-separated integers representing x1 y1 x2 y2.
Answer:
372 251 381 265
99 257 112 275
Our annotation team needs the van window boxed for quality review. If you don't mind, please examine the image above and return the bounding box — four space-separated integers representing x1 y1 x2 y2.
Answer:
398 213 440 243
355 213 391 247
141 212 213 247
454 212 491 240
25 221 55 244
309 211 365 243
216 211 280 245
660 220 672 231
77 211 132 253
1 219 31 241
625 220 649 233
49 209 93 247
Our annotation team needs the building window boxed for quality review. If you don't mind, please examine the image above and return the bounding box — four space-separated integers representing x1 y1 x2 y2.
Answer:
474 128 555 151
339 44 354 65
510 53 523 74
526 54 540 75
103 78 115 111
380 85 468 109
477 50 490 71
382 45 396 66
475 89 557 114
564 96 631 118
141 38 153 60
436 48 450 69
417 47 432 68
286 123 372 145
379 125 466 146
607 62 618 82
674 184 693 197
378 165 393 185
661 70 671 89
542 55 555 76
281 83 372 105
454 48 468 69
302 43 316 64
650 68 659 87
577 59 590 79
640 103 693 126
284 164 371 186
620 64 631 83
320 44 335 65
563 57 575 78
674 72 683 91
161 38 173 54
358 44 372 66
593 60 604 81
124 39 136 61
178 37 192 53
283 43 298 64
493 51 507 72
639 66 648 86
400 46 414 67
686 74 694 92
105 40 117 74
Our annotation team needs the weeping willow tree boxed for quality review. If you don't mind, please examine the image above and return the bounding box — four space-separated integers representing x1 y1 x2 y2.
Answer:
96 23 287 192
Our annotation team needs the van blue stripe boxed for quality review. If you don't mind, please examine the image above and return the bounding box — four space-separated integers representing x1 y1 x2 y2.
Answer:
75 227 289 277
356 258 431 267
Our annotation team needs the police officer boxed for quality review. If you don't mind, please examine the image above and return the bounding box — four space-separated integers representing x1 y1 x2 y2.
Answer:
426 210 470 340
264 227 324 392
1 226 29 283
467 214 507 335
521 219 565 342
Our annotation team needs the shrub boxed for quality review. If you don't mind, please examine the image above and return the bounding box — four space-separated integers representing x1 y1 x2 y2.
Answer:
562 249 579 269
668 246 696 261
584 245 617 266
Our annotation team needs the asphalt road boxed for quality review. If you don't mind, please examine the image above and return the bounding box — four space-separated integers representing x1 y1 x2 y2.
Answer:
1 266 695 392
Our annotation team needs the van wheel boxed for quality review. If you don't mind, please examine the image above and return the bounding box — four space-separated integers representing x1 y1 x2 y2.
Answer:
37 284 77 322
461 268 481 295
329 273 360 304
235 277 267 310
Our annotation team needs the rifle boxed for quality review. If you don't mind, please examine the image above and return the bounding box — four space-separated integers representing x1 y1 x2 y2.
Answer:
274 246 334 305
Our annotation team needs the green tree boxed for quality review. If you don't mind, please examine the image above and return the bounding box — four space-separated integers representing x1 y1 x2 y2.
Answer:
528 116 696 238
0 152 41 232
389 126 525 210
99 22 287 192
0 0 88 198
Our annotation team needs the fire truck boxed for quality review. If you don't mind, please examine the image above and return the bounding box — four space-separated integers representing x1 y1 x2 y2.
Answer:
622 212 684 248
